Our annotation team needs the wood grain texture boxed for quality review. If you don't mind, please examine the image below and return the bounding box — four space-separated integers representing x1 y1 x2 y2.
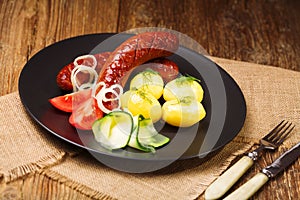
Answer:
119 0 300 70
0 0 300 199
0 0 119 96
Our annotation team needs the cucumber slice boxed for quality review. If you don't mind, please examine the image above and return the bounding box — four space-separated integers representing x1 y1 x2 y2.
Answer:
92 111 133 150
128 115 154 152
92 111 170 152
138 118 170 148
128 115 170 152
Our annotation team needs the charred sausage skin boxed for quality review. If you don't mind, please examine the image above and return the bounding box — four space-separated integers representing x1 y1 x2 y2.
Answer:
56 52 111 91
149 58 179 83
98 31 179 87
56 32 179 91
56 55 180 91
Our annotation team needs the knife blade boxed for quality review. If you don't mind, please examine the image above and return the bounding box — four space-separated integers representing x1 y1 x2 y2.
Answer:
224 142 300 200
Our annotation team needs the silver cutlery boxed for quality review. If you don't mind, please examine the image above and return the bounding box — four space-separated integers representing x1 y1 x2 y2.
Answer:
224 141 300 200
205 120 295 200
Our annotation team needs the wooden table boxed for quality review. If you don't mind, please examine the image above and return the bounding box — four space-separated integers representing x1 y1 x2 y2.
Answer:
1 0 299 199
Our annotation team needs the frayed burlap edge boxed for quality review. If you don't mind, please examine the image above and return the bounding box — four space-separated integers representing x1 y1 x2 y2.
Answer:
2 150 67 183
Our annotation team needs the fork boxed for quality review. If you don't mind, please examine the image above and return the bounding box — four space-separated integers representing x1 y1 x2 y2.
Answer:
205 120 295 200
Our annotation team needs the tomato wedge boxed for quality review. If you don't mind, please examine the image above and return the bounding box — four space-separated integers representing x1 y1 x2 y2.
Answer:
49 89 92 113
69 98 103 130
49 94 73 112
49 89 103 130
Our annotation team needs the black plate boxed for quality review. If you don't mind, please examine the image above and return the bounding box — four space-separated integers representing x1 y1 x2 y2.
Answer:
18 33 246 171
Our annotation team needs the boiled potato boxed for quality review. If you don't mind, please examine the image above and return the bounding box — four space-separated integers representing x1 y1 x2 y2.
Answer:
162 97 206 127
127 90 162 123
130 70 164 99
163 76 204 102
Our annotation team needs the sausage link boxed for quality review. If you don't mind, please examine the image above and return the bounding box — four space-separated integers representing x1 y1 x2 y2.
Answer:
56 52 179 92
98 32 179 87
148 58 179 83
56 52 111 91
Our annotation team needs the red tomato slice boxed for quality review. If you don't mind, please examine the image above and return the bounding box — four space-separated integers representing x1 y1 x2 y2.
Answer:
50 89 103 130
69 98 103 130
49 94 73 112
49 89 92 113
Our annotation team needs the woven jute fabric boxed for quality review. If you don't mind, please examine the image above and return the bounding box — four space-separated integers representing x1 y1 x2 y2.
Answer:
0 93 79 183
0 58 299 199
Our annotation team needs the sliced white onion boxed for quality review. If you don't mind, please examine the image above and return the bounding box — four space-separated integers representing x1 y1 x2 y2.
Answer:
92 82 124 114
71 65 98 92
74 54 97 69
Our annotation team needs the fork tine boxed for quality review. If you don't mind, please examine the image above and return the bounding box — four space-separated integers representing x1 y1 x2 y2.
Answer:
276 124 295 145
263 120 285 140
271 121 292 140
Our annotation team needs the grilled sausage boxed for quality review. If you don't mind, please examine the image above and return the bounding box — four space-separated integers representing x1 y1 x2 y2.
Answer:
98 31 179 88
148 58 179 83
56 52 111 91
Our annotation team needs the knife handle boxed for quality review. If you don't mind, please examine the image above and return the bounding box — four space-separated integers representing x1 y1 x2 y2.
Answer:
223 172 269 200
205 156 254 200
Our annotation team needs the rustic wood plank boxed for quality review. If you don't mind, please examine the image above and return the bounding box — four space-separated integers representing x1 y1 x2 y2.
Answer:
0 0 119 96
118 0 300 71
0 173 93 200
0 0 28 96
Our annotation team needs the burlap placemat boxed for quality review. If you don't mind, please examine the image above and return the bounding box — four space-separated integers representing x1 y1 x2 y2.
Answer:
0 58 299 199
0 93 79 183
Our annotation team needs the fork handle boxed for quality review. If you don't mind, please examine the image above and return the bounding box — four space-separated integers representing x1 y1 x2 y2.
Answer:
205 156 254 200
223 172 269 200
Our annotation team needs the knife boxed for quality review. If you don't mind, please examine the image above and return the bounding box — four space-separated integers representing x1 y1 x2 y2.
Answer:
223 142 300 200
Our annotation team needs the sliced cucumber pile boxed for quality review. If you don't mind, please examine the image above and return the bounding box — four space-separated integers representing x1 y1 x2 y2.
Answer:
92 111 170 152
